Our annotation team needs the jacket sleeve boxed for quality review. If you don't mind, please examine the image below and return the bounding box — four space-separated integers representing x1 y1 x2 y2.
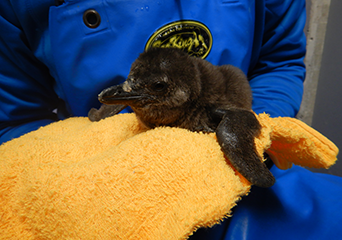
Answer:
0 1 59 145
249 0 307 118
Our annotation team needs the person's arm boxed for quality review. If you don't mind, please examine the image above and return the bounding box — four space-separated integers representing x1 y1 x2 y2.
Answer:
249 0 307 118
0 1 58 145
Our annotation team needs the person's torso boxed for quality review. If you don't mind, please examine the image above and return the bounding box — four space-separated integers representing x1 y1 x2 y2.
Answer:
19 0 257 116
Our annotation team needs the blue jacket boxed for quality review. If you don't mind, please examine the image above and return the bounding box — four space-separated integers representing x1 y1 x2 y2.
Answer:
0 0 306 144
2 1 342 240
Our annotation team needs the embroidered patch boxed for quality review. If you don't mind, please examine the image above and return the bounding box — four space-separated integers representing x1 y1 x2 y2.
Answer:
145 20 212 59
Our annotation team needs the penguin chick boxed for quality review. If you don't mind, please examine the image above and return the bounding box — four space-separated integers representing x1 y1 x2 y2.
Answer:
96 48 252 131
89 47 275 188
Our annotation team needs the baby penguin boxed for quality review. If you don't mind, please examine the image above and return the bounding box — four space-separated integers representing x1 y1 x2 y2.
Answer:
88 47 275 188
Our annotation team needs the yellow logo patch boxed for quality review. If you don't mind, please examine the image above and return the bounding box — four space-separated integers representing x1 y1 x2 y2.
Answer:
145 20 213 59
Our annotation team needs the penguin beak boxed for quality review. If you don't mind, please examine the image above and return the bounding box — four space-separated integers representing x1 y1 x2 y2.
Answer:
98 83 142 105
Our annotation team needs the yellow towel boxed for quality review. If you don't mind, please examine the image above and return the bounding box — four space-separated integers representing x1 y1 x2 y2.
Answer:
0 113 338 239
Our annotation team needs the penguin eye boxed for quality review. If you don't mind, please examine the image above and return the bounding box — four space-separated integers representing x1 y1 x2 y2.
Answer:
151 81 168 92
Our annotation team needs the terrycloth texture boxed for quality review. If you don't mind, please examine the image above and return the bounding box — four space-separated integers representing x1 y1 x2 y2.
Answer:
0 113 338 239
